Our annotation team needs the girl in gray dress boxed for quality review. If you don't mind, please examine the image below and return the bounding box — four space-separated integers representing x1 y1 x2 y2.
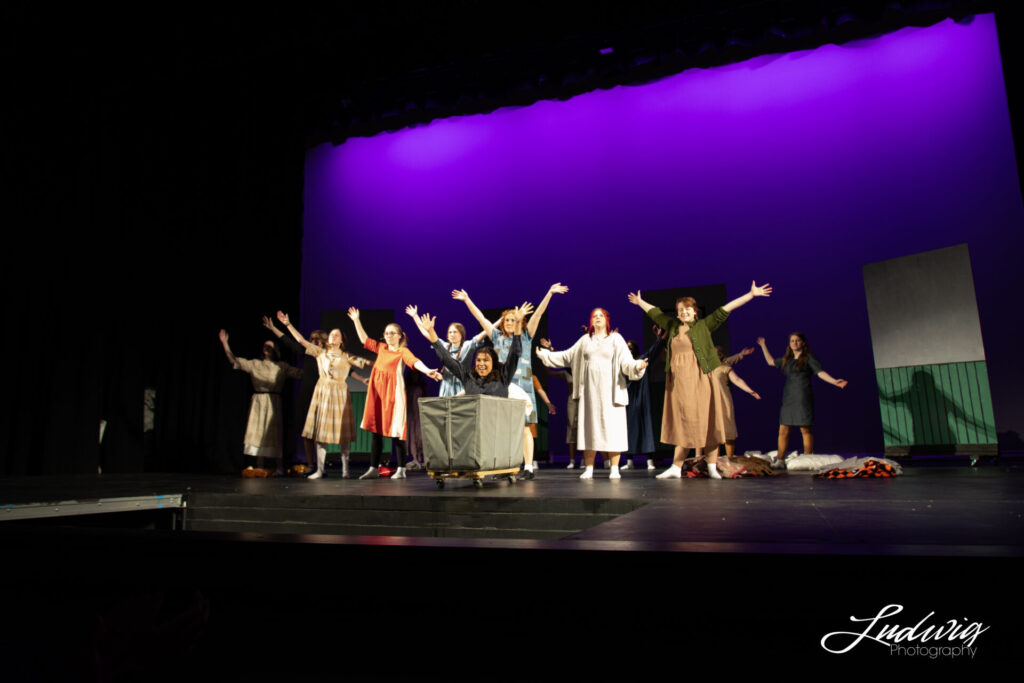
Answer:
756 332 847 458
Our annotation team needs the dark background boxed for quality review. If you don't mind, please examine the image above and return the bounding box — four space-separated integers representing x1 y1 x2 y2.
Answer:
3 1 1020 476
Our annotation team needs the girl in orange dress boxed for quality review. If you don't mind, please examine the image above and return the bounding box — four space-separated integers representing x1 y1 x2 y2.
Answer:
347 307 442 479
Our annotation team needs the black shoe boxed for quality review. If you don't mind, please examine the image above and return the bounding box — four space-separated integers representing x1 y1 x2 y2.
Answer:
519 468 535 480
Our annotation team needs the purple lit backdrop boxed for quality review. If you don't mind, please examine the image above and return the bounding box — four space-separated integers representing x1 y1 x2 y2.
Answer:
301 14 1024 454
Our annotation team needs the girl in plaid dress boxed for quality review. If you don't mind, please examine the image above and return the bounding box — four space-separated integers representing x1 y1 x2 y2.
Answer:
277 312 370 478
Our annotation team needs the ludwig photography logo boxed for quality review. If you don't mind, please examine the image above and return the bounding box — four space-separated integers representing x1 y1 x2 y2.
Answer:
820 604 990 659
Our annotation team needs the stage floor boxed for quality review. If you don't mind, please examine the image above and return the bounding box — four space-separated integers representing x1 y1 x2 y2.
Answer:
3 462 1023 673
2 462 1021 556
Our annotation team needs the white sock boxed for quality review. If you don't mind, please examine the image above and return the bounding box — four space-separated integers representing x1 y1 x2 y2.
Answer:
707 463 721 479
525 463 534 472
610 465 621 479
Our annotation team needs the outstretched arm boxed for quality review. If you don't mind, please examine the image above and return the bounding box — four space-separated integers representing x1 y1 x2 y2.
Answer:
627 290 655 314
532 375 555 415
452 289 494 337
417 313 441 344
421 314 468 382
723 346 755 367
630 290 674 331
722 281 772 313
727 369 761 400
413 360 444 382
756 337 776 367
817 371 848 389
262 316 285 339
405 305 431 340
276 311 313 351
347 307 369 345
218 329 237 366
527 282 568 338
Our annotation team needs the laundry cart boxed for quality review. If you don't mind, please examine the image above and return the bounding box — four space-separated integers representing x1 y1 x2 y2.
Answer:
419 394 525 488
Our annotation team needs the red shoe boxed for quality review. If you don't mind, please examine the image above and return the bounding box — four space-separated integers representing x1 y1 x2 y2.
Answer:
378 466 394 478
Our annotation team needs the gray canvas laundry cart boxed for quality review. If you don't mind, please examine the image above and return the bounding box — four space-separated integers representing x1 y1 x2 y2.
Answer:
419 394 525 488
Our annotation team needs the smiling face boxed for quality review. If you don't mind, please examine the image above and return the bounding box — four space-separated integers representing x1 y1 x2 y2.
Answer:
474 350 494 377
675 302 697 323
447 324 464 346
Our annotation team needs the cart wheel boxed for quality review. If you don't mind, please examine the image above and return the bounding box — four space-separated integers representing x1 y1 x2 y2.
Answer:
434 479 445 489
508 474 517 484
473 479 484 489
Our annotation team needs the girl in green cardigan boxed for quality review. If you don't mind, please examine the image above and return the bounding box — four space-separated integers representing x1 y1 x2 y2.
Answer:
627 281 771 479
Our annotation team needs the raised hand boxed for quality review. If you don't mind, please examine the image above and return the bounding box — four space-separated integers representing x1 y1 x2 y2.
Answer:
451 289 469 302
549 283 569 295
750 281 772 297
418 313 437 334
740 346 755 357
262 316 277 331
627 290 643 306
404 304 418 318
218 329 229 343
756 337 767 346
347 307 360 321
276 310 290 326
515 302 534 320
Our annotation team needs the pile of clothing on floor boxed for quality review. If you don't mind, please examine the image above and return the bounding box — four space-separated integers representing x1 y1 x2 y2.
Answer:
680 455 778 478
679 452 903 479
744 451 903 478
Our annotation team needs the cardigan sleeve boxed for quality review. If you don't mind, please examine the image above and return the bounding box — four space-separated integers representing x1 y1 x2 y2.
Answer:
703 307 730 333
646 306 675 332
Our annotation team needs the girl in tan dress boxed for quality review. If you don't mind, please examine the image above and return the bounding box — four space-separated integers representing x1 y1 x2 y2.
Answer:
219 329 302 475
628 281 771 479
277 313 371 479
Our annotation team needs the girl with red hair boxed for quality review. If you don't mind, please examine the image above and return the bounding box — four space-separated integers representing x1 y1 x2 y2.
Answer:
536 308 648 480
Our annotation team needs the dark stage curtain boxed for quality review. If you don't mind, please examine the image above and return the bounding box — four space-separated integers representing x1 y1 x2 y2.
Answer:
3 16 306 475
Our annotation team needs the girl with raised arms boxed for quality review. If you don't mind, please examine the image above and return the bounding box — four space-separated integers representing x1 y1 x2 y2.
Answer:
756 332 847 460
452 283 568 480
218 329 302 475
347 308 443 480
536 308 648 480
412 305 530 397
405 306 487 398
275 312 371 479
627 281 771 480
